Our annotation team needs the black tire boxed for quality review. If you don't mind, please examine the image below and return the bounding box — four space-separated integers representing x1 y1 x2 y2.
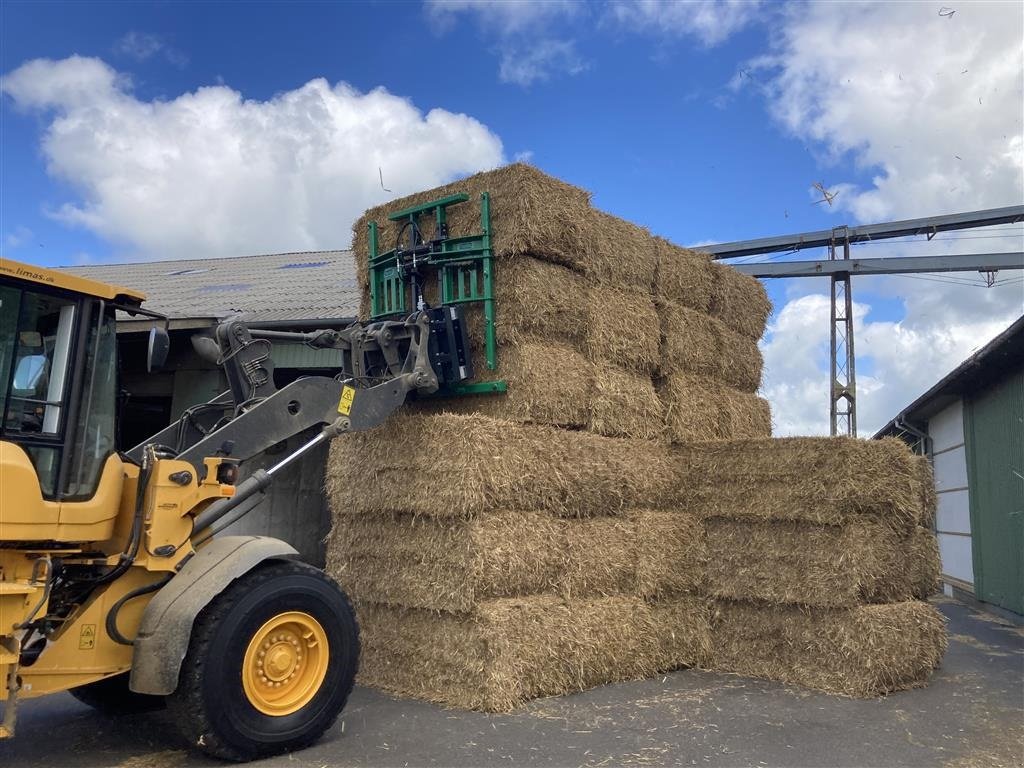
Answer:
167 560 359 762
68 672 166 714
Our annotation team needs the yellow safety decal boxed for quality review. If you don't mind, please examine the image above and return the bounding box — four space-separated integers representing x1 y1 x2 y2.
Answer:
338 386 356 416
79 624 96 650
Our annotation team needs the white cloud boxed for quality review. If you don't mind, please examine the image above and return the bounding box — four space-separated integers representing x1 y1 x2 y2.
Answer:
426 0 578 34
1 56 504 260
4 226 33 250
607 0 762 46
425 0 586 87
115 31 188 68
747 1 1024 436
750 1 1023 221
761 282 1022 436
499 39 587 86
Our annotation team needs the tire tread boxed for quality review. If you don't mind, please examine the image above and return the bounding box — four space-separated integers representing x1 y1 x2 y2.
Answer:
167 560 358 761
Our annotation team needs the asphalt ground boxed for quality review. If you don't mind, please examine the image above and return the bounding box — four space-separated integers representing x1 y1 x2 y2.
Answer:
2 598 1021 768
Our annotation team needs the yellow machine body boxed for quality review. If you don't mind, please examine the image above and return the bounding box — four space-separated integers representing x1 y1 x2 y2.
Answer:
1 254 368 758
0 258 145 304
0 258 235 737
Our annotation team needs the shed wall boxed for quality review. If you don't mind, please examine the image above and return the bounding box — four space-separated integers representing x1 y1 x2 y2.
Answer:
964 365 1024 615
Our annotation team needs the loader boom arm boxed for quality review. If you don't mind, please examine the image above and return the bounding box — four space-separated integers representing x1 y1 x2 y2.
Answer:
124 307 473 537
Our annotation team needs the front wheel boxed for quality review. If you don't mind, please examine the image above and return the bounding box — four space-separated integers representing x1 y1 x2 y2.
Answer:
168 560 359 761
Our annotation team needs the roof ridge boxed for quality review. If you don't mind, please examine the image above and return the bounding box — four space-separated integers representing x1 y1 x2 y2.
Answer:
64 249 353 269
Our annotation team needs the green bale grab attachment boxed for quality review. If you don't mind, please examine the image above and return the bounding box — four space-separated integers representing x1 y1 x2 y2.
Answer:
367 192 506 397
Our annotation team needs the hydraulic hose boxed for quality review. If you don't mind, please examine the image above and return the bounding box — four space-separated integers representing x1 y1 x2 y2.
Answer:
105 574 173 646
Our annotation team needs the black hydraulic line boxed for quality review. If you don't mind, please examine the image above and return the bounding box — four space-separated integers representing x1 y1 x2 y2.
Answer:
91 448 154 587
105 574 173 645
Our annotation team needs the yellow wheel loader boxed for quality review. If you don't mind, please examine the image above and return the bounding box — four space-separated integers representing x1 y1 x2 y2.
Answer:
0 198 482 761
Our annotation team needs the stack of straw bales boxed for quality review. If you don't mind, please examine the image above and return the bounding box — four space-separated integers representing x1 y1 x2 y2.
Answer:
325 164 945 711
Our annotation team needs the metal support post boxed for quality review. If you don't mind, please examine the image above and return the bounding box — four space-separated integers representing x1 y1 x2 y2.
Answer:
829 227 857 437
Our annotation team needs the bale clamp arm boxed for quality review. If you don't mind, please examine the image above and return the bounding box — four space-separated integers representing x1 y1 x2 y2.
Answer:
367 192 504 397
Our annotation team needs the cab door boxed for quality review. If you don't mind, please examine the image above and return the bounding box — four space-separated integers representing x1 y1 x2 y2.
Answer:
1 282 122 541
0 283 80 538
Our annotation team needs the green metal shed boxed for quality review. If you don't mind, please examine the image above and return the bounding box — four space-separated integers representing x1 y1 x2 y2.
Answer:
876 315 1024 622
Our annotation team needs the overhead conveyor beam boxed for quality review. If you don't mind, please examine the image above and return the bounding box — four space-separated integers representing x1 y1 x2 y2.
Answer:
731 251 1024 278
695 205 1024 440
702 205 1024 259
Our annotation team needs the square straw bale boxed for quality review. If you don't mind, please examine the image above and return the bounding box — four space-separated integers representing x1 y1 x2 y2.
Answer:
658 301 720 379
716 325 764 393
410 338 592 429
411 339 663 440
425 259 660 378
708 600 947 697
355 595 668 712
705 518 923 608
907 525 941 599
589 366 664 441
658 300 763 391
719 387 773 439
352 164 594 283
355 596 575 711
659 374 771 443
326 508 707 610
708 262 772 341
585 285 662 374
463 258 588 348
561 516 638 598
658 374 725 442
325 510 564 613
567 596 661 689
635 510 707 598
911 455 938 528
326 413 673 518
556 510 706 600
587 210 658 290
654 237 714 312
353 164 659 291
649 595 714 671
669 437 929 529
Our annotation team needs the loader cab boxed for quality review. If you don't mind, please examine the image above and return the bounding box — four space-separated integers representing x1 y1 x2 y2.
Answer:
0 259 154 509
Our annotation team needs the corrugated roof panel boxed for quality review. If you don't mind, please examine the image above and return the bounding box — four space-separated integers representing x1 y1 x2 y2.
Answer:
60 250 360 323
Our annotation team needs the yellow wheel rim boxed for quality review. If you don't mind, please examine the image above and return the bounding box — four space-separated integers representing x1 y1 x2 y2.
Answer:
242 611 329 716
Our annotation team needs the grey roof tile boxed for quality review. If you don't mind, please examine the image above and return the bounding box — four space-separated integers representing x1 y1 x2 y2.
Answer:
61 250 359 323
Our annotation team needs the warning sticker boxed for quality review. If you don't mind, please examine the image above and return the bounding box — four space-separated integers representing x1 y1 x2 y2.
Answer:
79 624 96 650
338 386 356 416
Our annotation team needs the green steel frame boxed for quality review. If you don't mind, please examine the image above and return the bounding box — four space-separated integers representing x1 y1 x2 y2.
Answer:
367 192 505 397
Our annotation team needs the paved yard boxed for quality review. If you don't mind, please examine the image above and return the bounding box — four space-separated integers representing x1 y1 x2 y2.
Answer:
2 599 1021 768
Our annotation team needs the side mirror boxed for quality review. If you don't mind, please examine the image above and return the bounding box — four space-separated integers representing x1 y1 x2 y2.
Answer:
147 327 170 373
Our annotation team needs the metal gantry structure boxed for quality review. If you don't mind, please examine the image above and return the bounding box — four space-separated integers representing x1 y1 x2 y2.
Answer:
828 226 856 436
702 205 1024 437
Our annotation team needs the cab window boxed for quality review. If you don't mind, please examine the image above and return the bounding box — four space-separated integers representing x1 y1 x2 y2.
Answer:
1 285 78 496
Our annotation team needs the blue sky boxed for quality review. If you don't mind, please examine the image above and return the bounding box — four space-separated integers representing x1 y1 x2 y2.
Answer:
2 1 835 260
2 0 1022 435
